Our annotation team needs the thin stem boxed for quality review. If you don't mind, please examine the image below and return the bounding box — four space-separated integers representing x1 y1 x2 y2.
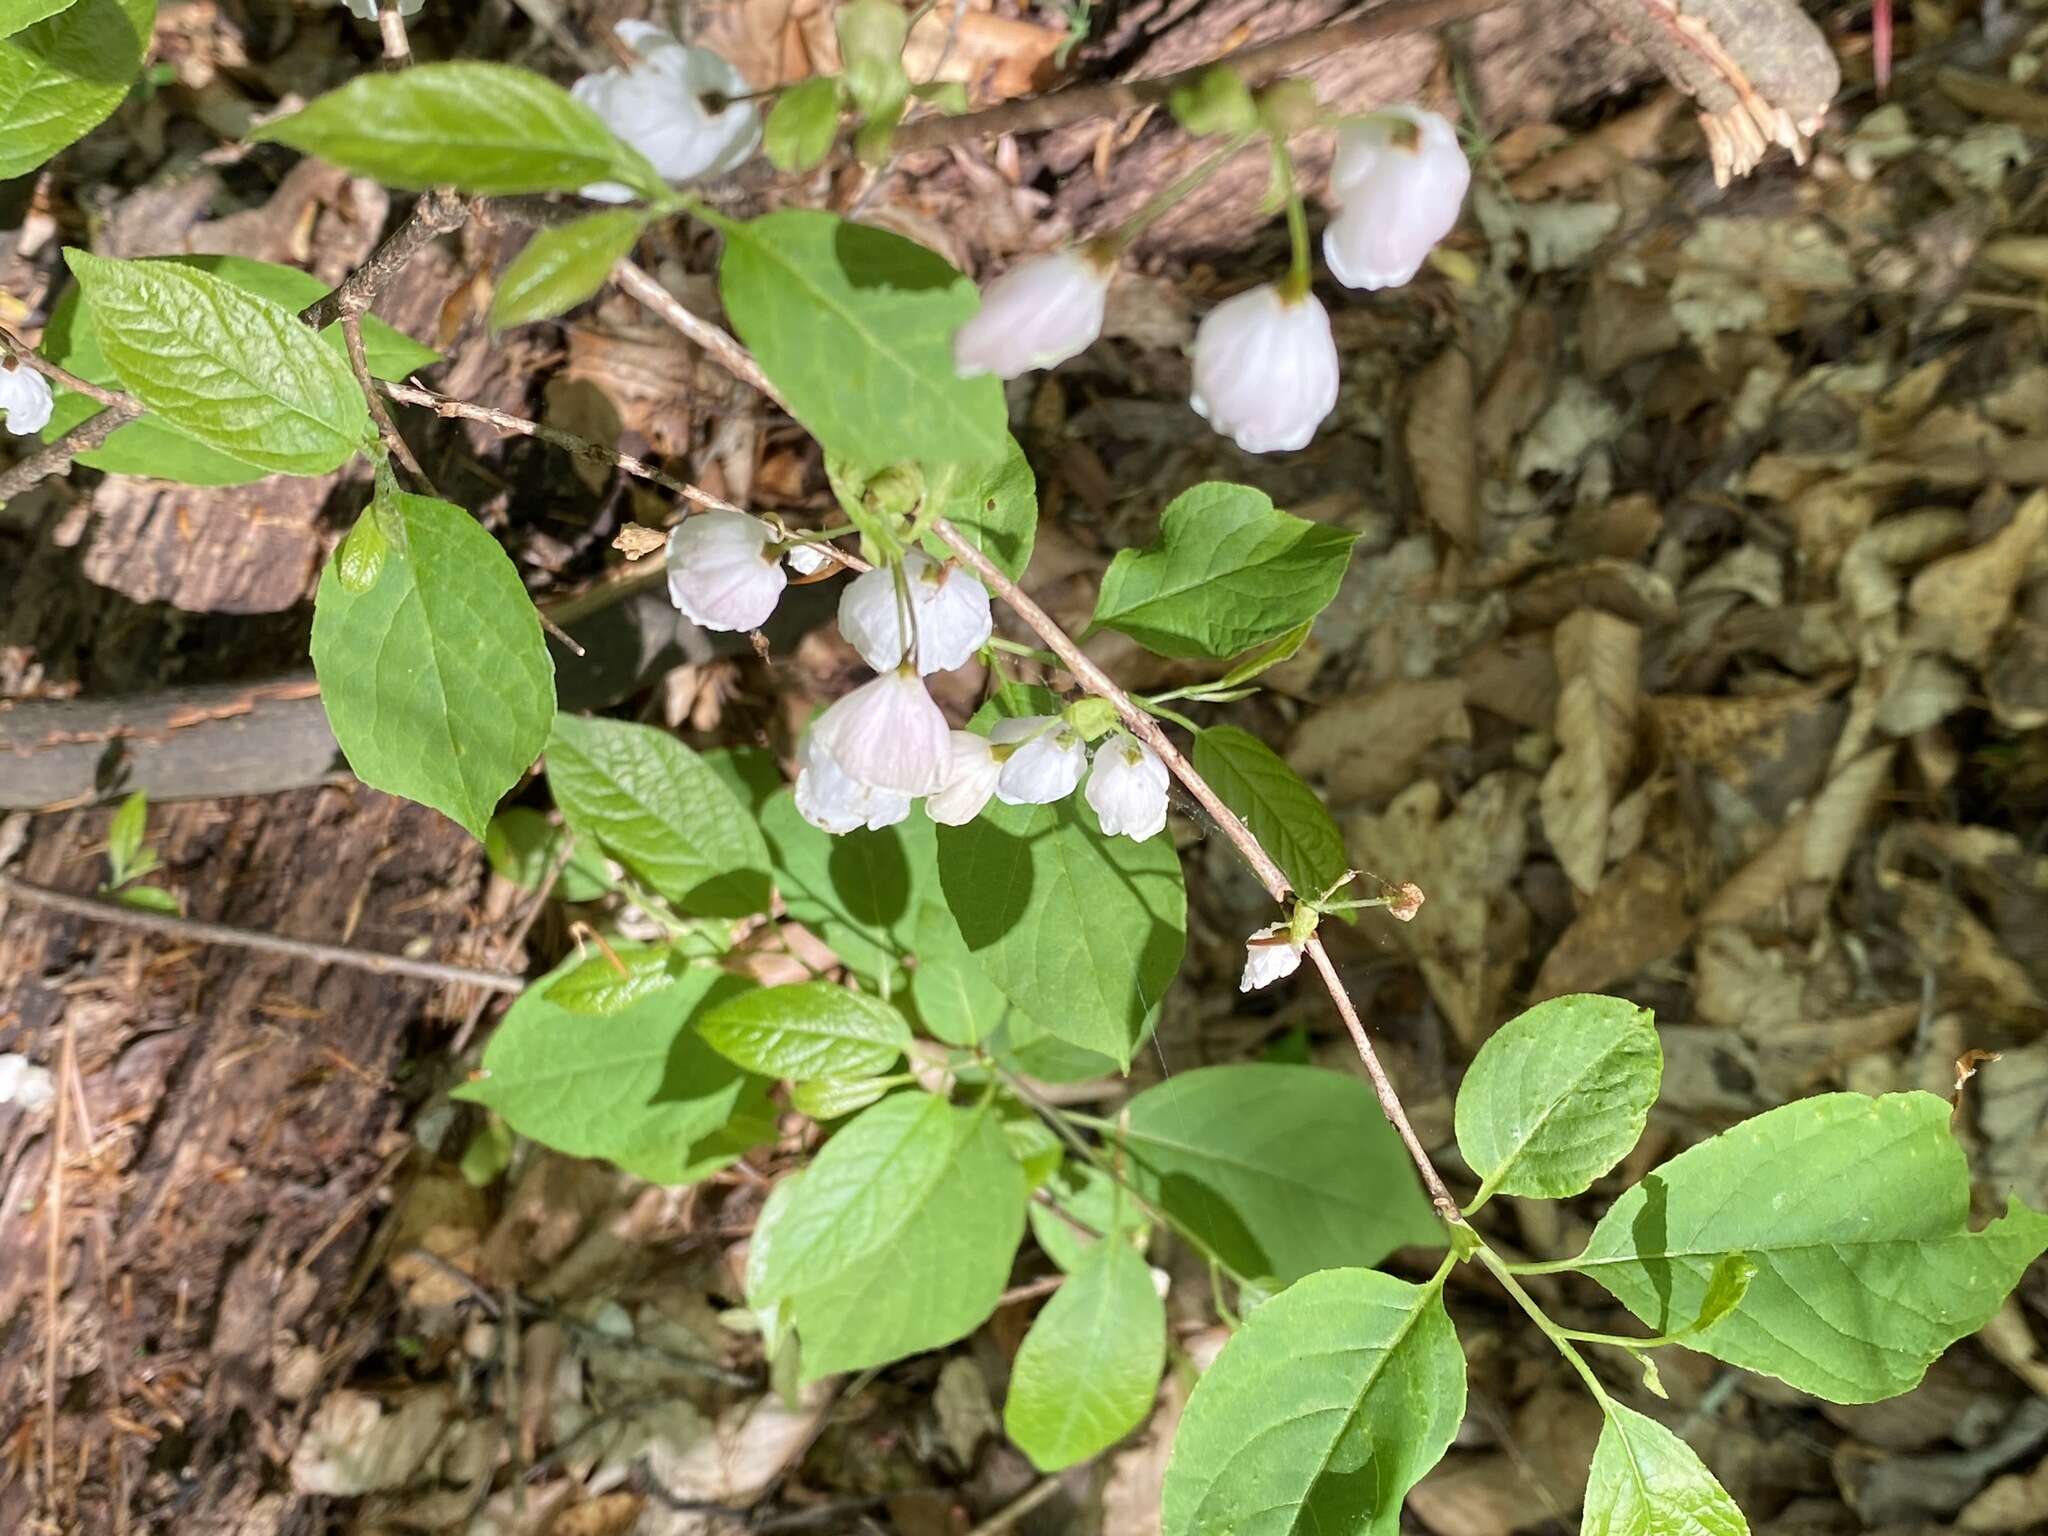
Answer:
1499 1253 1593 1277
0 871 525 996
611 259 780 401
299 187 468 332
1272 139 1312 300
345 310 428 485
1479 1243 1613 1407
986 636 1062 666
378 0 413 63
1132 696 1202 733
1104 132 1256 253
1 325 124 406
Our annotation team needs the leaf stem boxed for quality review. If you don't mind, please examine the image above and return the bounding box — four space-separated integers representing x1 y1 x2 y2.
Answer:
1272 139 1312 301
1103 132 1257 254
1478 1241 1613 1408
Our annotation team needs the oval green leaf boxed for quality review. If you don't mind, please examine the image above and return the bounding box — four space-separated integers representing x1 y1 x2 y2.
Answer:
65 249 370 477
1193 725 1347 900
764 75 841 172
312 493 556 839
250 62 663 198
1005 1237 1165 1471
697 980 911 1081
1575 1090 2048 1403
0 0 151 180
1583 1403 1748 1536
490 209 649 333
1163 1268 1465 1536
1456 993 1661 1203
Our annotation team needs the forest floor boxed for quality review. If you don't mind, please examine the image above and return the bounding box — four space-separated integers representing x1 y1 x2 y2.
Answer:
3 0 2047 1533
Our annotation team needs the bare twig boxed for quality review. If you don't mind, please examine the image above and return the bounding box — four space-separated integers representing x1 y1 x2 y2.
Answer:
2 326 123 407
299 187 469 332
345 311 429 484
0 871 525 995
611 259 780 400
964 1476 1065 1536
891 0 1511 154
377 0 413 64
0 400 142 504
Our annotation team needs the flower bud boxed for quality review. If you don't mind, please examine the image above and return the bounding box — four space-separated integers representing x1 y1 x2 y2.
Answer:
571 22 760 202
1322 106 1469 292
665 509 786 631
927 731 1002 825
953 250 1113 381
1085 737 1169 841
0 359 54 437
990 716 1087 805
1189 283 1339 454
812 669 951 796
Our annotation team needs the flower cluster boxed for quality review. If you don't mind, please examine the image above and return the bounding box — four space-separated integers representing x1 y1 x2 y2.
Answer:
953 104 1469 456
0 358 53 438
664 512 1172 843
571 21 761 202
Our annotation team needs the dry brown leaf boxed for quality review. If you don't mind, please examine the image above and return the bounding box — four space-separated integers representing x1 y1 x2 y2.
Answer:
1882 874 2044 1014
1906 490 2048 666
1697 746 1893 928
1960 1456 2048 1532
1511 559 1679 628
1936 69 2048 133
1580 266 1681 381
1475 303 1557 473
1406 346 1479 549
1979 1297 2048 1398
1290 679 1471 806
1506 89 1687 200
1533 851 1693 998
1458 635 1559 729
904 10 1065 100
1540 610 1640 894
549 1493 646 1536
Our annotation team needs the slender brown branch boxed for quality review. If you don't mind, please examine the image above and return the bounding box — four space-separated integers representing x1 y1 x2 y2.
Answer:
0 871 525 995
377 0 413 64
299 186 470 332
0 400 141 504
345 311 429 483
2 326 123 407
891 0 1511 154
612 259 780 401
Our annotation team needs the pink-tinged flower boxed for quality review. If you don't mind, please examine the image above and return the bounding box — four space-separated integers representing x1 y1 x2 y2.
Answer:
665 509 785 631
1189 283 1339 454
990 715 1086 805
812 669 951 796
838 551 993 675
954 249 1114 380
1323 106 1470 291
1085 736 1169 841
927 731 1002 825
571 22 760 201
1240 923 1305 992
794 731 911 835
0 359 53 437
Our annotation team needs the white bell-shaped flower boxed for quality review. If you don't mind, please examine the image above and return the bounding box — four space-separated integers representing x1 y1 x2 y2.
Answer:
812 669 951 796
571 22 760 202
954 249 1113 380
991 716 1087 806
837 552 992 675
927 731 1002 825
0 1052 54 1110
1323 106 1470 291
1085 736 1169 841
1189 283 1339 454
794 731 910 834
0 361 54 437
784 540 834 577
666 509 786 631
1239 923 1305 992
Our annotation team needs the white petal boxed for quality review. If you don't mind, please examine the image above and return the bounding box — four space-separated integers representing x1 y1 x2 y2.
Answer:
665 510 785 630
795 733 910 834
570 26 761 193
953 251 1113 380
784 541 834 576
1239 923 1305 992
991 715 1087 805
908 560 992 674
0 363 54 437
0 1051 54 1110
927 731 1001 825
1084 738 1169 841
836 557 916 673
1323 107 1470 291
1189 284 1340 455
813 671 951 796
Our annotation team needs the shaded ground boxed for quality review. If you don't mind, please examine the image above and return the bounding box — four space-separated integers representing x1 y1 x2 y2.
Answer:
3 0 2047 1533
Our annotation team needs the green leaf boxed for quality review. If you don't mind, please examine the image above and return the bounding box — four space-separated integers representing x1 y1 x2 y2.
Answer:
935 785 1185 1070
546 714 771 917
2 1 83 38
1574 1090 2048 1402
114 884 179 915
65 249 370 477
453 959 760 1185
459 1115 515 1187
483 807 612 900
0 0 151 180
910 78 968 115
312 493 554 839
1213 620 1312 691
836 0 909 126
1029 1159 1151 1274
544 942 708 1017
1119 1065 1440 1284
907 898 1010 1047
764 75 841 172
748 1094 1027 1378
1192 725 1347 900
918 433 1037 582
490 209 648 333
1684 1253 1757 1338
717 209 1007 475
250 62 663 198
335 505 391 594
1005 1237 1165 1471
105 789 146 883
698 981 911 1081
1090 483 1360 660
1163 1269 1465 1536
1168 64 1256 137
1456 994 1662 1203
761 790 934 992
1583 1403 1748 1536
789 1075 895 1120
